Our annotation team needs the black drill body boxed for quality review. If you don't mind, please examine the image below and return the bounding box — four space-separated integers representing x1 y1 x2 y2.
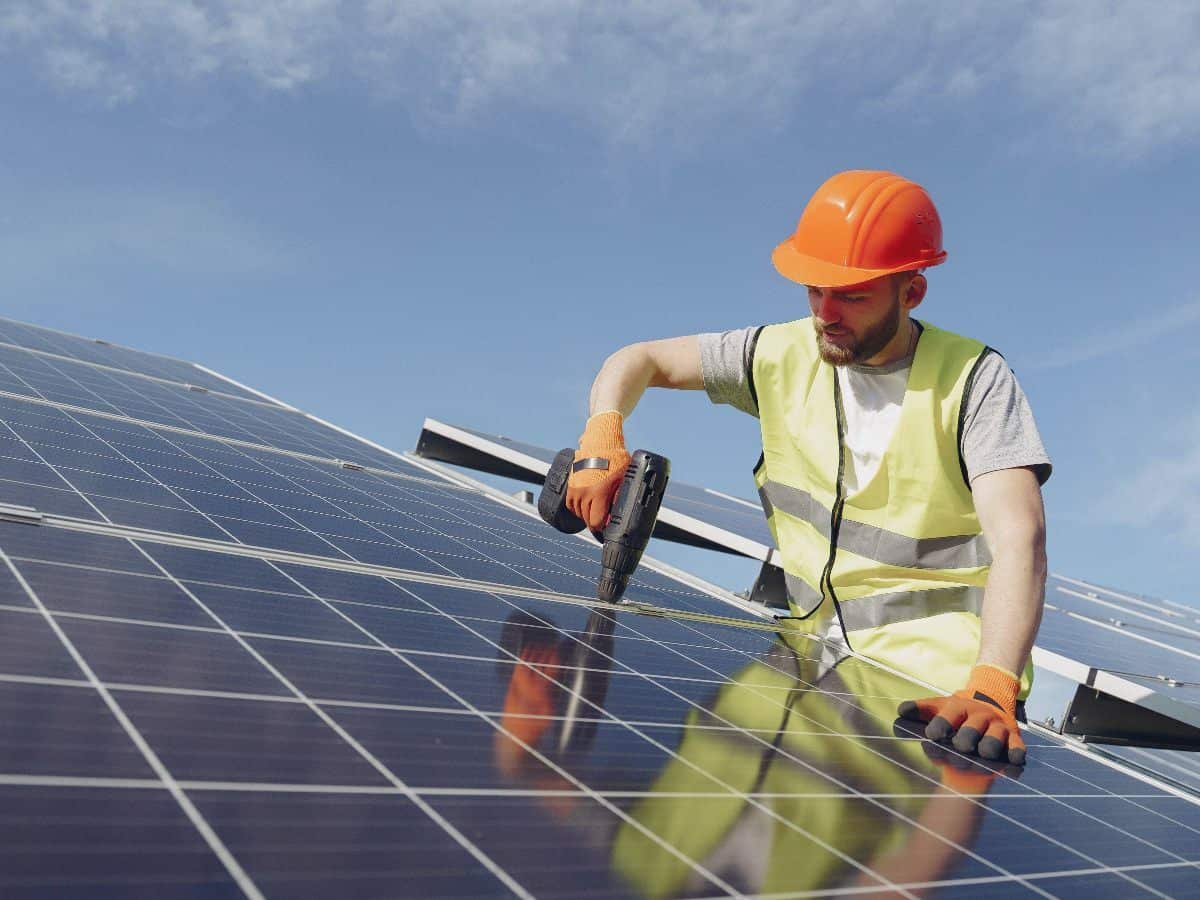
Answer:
538 448 670 603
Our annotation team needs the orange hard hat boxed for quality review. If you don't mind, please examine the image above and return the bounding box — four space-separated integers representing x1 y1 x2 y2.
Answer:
772 170 947 288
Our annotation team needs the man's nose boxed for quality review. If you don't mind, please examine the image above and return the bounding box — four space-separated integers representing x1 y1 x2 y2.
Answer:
815 293 840 323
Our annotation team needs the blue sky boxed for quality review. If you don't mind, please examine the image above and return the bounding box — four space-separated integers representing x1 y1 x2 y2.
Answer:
2 2 1199 605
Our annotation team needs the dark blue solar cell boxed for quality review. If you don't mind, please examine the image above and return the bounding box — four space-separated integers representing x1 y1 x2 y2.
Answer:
0 784 240 898
58 468 193 508
17 560 214 628
333 603 504 658
416 652 702 726
0 681 151 778
116 690 389 786
192 791 510 899
1066 796 1200 859
274 564 429 612
0 558 31 607
976 797 1180 872
247 637 454 708
186 581 369 644
0 607 84 679
322 533 464 575
0 479 102 519
170 488 289 524
0 457 70 487
324 706 569 790
1114 861 1200 896
0 521 157 572
429 794 664 899
1021 872 1172 898
1038 605 1199 678
0 316 266 402
58 616 290 697
134 543 299 593
87 495 231 541
208 515 345 558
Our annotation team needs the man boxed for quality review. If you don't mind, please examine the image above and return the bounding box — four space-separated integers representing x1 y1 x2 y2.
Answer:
565 170 1050 765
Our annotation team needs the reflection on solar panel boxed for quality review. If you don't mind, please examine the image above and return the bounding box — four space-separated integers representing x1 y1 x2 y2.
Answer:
3 315 1200 897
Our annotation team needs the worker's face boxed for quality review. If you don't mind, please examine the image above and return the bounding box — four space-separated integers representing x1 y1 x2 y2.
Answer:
808 274 922 365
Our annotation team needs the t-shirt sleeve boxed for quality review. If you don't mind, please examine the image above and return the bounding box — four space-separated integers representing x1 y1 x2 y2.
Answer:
698 326 762 418
961 351 1052 485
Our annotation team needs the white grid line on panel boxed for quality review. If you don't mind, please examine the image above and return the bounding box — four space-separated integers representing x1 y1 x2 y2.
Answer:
1056 586 1200 656
0 387 447 488
0 546 265 900
0 316 216 383
242 575 798 900
4 348 352 461
0 771 1171 804
0 419 535 900
0 339 282 411
2 374 1190 897
113 546 537 899
602 630 1195 894
191 362 299 411
732 858 1200 899
1054 574 1200 620
406 604 1056 897
407 558 1188 898
141 445 753 894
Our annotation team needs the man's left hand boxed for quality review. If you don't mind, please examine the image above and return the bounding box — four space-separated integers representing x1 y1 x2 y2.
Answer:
898 664 1027 766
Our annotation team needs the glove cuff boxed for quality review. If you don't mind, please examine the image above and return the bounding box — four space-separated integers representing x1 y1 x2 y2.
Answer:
579 410 626 456
965 664 1019 717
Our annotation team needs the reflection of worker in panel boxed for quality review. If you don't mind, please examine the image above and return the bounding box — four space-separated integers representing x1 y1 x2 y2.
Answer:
564 171 1051 765
494 614 1011 898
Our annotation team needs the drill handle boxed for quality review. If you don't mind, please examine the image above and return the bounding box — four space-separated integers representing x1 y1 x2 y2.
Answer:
538 447 592 536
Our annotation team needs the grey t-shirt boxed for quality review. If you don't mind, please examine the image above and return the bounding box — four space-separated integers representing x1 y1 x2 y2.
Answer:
699 324 1052 486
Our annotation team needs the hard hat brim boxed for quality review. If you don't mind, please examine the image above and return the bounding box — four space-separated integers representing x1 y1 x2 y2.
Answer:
772 238 946 288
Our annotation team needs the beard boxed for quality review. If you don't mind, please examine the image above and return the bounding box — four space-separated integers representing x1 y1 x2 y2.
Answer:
814 294 902 366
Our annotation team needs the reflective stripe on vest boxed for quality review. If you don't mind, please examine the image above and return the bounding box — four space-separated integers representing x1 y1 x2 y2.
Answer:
759 480 991 570
750 317 1024 695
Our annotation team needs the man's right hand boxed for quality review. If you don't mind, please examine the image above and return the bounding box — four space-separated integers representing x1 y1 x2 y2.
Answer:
566 410 631 531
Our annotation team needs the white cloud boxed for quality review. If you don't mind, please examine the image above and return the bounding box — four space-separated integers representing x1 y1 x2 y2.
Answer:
3 1 1199 155
1105 414 1200 547
1022 298 1200 371
1015 0 1200 158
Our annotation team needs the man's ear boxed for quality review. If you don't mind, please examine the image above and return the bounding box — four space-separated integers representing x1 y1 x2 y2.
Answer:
905 273 928 311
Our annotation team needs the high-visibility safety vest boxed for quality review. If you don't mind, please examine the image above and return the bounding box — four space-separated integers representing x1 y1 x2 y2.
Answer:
751 317 1034 698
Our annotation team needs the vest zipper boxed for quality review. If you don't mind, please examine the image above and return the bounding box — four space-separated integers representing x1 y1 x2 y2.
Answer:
820 371 852 643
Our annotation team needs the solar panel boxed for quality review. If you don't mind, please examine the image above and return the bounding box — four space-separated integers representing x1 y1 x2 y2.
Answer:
3 315 1200 897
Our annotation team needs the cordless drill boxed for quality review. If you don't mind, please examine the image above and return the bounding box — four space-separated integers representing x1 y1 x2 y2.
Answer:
538 447 670 604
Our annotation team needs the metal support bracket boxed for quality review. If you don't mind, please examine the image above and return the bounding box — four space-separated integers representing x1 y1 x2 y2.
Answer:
1062 685 1200 750
747 559 790 610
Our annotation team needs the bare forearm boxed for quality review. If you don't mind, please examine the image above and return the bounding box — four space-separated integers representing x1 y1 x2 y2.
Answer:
588 344 656 417
977 542 1046 675
587 337 703 416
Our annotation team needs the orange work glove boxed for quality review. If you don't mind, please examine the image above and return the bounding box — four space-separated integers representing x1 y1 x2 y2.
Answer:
565 410 632 532
898 664 1027 766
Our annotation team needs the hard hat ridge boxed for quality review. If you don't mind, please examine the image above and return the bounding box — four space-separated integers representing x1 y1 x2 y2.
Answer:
772 170 947 288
